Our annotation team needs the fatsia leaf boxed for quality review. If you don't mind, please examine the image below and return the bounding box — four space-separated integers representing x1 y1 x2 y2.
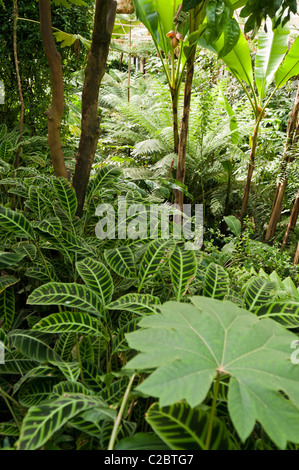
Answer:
146 402 236 450
27 282 102 316
254 20 289 102
169 245 197 300
104 246 136 279
76 258 114 305
17 394 108 450
126 296 299 448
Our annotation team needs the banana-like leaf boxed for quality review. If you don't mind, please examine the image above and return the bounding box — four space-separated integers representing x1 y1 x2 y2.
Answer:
223 215 241 236
0 251 26 269
104 246 136 279
255 20 289 102
0 287 15 332
203 263 229 299
33 311 102 336
8 330 62 364
146 402 235 450
0 275 19 294
52 177 78 219
108 293 161 315
126 296 299 449
169 245 197 301
256 301 299 328
0 206 35 239
27 282 102 316
76 258 114 305
138 239 175 291
17 394 108 450
243 277 277 311
275 35 299 88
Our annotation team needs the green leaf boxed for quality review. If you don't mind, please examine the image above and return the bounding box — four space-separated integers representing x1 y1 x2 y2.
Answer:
146 402 236 450
87 165 121 198
17 394 107 450
126 296 299 448
0 287 15 332
138 239 175 291
255 20 289 101
32 217 62 237
0 206 35 239
0 251 26 269
33 311 102 336
256 301 299 328
108 293 161 315
275 36 299 88
223 215 241 236
169 245 197 301
104 246 136 279
0 275 19 294
203 263 229 299
8 330 62 364
243 277 277 311
27 282 102 316
18 379 56 407
115 432 169 450
76 258 114 305
52 177 77 219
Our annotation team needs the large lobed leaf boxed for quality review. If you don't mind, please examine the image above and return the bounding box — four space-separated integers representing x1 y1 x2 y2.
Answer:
126 296 299 448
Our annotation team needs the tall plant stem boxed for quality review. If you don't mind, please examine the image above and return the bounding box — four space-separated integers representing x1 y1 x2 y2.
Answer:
205 372 221 450
13 0 24 171
108 373 136 450
0 386 22 430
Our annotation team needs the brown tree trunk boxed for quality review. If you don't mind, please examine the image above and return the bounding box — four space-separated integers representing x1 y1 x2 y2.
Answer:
265 82 299 242
73 0 117 217
175 46 196 212
281 190 299 250
294 242 299 265
39 0 68 178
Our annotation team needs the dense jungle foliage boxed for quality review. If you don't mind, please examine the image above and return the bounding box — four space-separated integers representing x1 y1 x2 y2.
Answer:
0 0 299 452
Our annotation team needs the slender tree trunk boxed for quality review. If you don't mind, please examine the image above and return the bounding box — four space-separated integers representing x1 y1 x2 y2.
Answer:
265 81 299 242
127 20 131 102
240 120 260 220
281 190 299 250
73 0 117 217
171 90 179 154
175 46 196 212
294 242 299 265
13 0 24 171
39 0 68 178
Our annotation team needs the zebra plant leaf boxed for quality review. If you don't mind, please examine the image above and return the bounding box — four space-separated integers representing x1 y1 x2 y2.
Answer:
0 251 26 269
12 242 37 261
244 277 277 311
146 402 236 450
108 293 161 315
18 379 57 407
138 240 175 291
0 422 20 437
17 394 108 450
126 296 299 449
169 245 197 301
0 287 15 332
8 330 62 364
27 282 102 316
76 258 114 305
0 206 35 239
256 301 299 328
0 275 19 294
52 177 77 219
87 165 121 198
104 246 136 279
275 35 299 88
32 217 62 237
33 311 102 336
203 263 229 299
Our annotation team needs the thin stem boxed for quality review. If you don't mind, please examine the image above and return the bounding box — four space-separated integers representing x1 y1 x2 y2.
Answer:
0 387 22 430
108 373 136 450
205 372 221 450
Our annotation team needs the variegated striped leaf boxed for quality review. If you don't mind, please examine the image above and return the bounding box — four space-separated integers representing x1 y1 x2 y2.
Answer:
244 277 277 312
104 246 136 279
76 258 114 305
203 263 229 299
0 287 15 332
0 206 35 239
169 245 197 301
138 240 175 291
52 177 77 219
33 311 102 336
27 282 102 316
108 293 160 315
